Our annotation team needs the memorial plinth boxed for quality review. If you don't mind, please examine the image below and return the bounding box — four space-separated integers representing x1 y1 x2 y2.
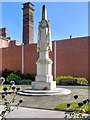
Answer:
32 5 56 90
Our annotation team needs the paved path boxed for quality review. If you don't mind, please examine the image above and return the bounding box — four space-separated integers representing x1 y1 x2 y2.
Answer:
0 105 89 119
16 88 89 109
1 106 65 118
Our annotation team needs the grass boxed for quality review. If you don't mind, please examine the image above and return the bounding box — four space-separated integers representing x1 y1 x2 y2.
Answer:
55 101 90 113
84 88 90 90
0 85 31 90
0 85 31 101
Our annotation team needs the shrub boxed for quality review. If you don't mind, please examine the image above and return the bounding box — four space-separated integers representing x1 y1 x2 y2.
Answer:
2 69 36 82
2 69 14 79
74 77 88 86
25 73 36 81
55 76 88 86
56 76 73 85
19 74 26 79
7 73 21 84
17 79 32 85
6 73 32 85
15 72 36 81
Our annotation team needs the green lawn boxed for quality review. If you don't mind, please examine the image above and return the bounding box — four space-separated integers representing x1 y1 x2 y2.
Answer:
55 101 90 113
84 88 90 90
0 85 31 102
0 85 31 90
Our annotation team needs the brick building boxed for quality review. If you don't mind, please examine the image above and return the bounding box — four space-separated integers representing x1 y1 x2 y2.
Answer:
0 2 90 83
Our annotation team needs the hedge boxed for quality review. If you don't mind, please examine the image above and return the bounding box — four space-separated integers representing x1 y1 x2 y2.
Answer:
55 76 88 86
17 79 32 85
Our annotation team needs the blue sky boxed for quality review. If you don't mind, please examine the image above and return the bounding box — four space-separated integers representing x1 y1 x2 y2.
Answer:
1 2 88 43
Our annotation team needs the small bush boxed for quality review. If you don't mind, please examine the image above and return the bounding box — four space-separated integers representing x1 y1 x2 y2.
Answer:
55 76 88 86
2 69 14 79
7 73 21 84
15 73 36 81
19 74 26 79
74 77 88 86
2 69 36 80
25 73 36 81
56 76 73 85
17 79 32 85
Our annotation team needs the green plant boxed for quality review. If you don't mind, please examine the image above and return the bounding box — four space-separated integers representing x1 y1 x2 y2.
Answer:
64 96 89 120
56 76 74 85
7 73 21 84
2 69 14 84
55 76 88 86
18 74 26 79
15 73 36 81
74 77 88 86
25 73 36 81
55 101 90 114
17 79 32 85
55 95 90 119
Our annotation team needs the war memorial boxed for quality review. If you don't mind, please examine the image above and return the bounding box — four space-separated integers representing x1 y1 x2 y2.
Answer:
18 5 71 96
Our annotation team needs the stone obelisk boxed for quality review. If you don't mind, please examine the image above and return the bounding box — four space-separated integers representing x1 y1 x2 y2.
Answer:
32 5 56 90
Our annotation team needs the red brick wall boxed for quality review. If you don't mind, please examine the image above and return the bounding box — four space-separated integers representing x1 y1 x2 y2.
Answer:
2 45 22 72
1 36 89 82
56 37 88 80
24 44 38 74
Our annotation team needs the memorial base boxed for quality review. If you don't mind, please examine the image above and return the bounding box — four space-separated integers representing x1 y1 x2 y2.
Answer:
32 81 56 90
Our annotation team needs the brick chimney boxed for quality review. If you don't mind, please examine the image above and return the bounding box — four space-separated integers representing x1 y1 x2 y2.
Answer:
22 2 34 44
0 28 8 37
